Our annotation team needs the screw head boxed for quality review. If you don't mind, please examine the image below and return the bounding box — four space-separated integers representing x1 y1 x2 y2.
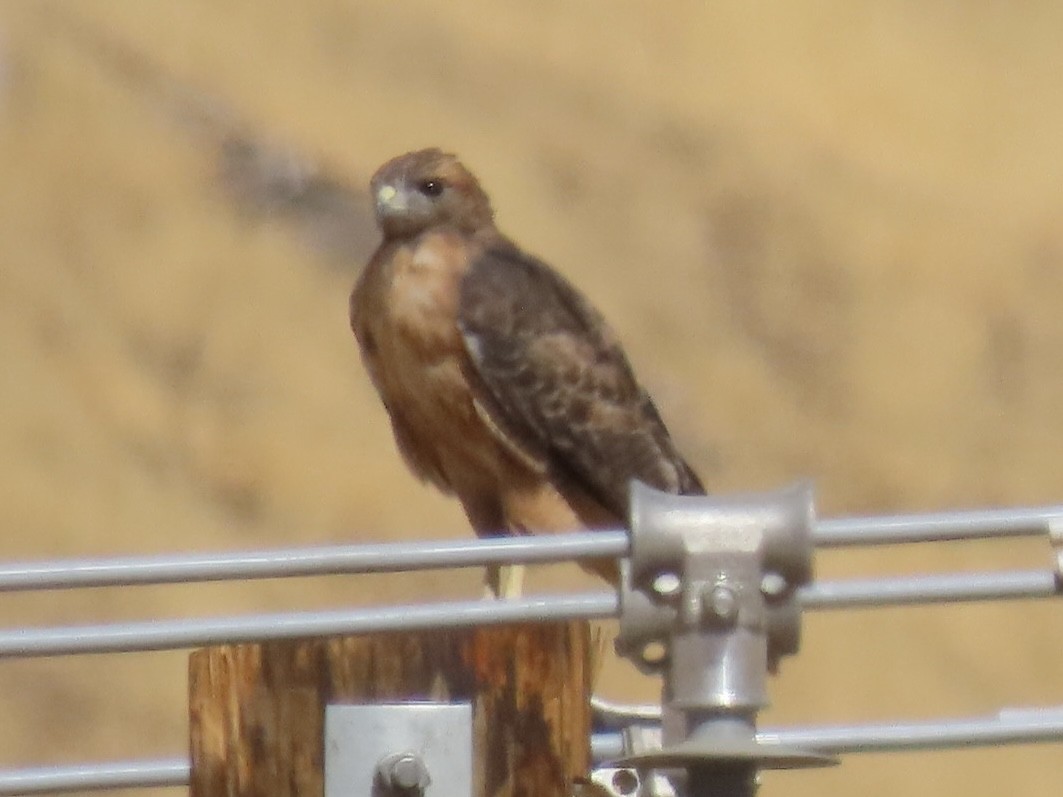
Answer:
376 751 431 795
703 584 738 623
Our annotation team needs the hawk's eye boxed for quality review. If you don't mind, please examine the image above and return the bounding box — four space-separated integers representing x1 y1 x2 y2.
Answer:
417 179 444 198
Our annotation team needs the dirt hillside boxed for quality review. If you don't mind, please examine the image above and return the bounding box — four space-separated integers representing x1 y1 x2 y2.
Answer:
0 3 1061 795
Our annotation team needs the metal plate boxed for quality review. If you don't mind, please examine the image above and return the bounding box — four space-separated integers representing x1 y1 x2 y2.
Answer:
325 702 473 797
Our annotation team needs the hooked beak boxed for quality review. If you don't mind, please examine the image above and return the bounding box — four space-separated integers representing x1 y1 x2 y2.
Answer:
375 184 408 215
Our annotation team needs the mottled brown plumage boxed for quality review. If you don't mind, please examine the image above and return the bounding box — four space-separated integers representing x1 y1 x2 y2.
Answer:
350 149 704 593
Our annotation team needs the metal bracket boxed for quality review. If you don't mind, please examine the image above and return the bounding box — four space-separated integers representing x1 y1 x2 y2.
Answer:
613 482 836 795
325 703 472 797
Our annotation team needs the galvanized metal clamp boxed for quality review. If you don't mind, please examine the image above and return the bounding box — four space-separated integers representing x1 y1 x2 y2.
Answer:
325 703 472 797
609 482 837 797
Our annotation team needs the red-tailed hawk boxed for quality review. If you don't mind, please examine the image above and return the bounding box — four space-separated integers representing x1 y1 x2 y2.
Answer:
350 149 704 596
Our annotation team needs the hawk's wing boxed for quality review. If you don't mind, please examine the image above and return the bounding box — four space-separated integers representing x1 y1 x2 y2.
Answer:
458 240 704 517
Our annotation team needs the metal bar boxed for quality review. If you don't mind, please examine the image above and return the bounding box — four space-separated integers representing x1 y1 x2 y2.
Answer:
325 704 472 797
0 758 189 795
4 708 1058 795
0 567 1057 659
0 533 630 593
591 695 662 729
0 593 618 658
591 708 1063 761
814 505 1063 547
0 503 1060 596
799 568 1059 609
762 708 1063 754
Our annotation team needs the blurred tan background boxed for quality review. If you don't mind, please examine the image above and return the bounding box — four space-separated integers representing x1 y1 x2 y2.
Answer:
1 2 1062 795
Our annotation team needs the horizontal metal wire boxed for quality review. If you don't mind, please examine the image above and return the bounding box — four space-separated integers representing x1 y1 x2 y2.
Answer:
0 502 1059 594
799 568 1059 609
814 504 1063 547
0 593 618 658
0 568 1056 659
763 707 1063 753
591 707 1063 762
4 708 1060 794
0 533 630 593
0 758 188 795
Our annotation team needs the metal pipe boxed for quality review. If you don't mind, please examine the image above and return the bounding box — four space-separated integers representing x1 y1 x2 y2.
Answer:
0 502 1059 595
590 707 1063 761
4 707 1059 794
0 758 189 795
0 533 630 592
0 593 618 658
761 707 1063 753
0 567 1056 659
799 568 1059 609
814 505 1063 547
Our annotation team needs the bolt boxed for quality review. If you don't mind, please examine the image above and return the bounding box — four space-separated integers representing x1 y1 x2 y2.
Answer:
651 571 681 598
610 768 640 796
703 583 738 623
376 751 431 795
760 572 787 598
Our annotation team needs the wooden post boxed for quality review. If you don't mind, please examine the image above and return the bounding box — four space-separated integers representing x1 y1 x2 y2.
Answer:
189 622 592 797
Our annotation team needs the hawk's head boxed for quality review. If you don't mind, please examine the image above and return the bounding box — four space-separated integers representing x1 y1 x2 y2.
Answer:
370 149 495 238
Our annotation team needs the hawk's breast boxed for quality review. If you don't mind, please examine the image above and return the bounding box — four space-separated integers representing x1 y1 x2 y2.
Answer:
350 230 522 490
